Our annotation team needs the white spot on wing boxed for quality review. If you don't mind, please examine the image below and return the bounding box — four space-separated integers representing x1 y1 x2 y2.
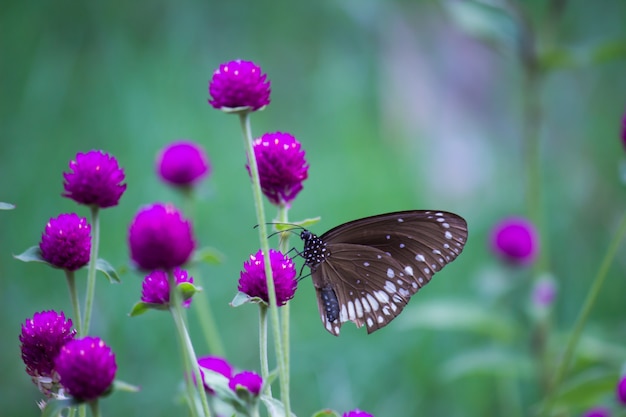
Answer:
367 318 374 327
384 281 397 293
445 231 453 239
399 288 410 297
366 294 379 311
340 304 348 322
361 297 371 312
355 298 364 317
363 262 370 267
375 291 390 304
347 301 356 320
377 315 384 323
415 254 426 262
383 305 391 315
387 268 395 278
404 266 414 276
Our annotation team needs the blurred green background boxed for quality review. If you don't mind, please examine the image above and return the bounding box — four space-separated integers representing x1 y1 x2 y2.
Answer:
2 1 626 416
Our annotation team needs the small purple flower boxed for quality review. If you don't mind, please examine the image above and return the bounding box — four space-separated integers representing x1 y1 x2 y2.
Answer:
582 407 610 417
157 141 210 187
239 249 297 306
532 277 557 307
209 60 271 111
141 268 194 308
63 150 127 208
197 355 233 393
39 213 91 271
20 311 76 383
55 337 117 402
128 203 195 271
490 217 539 266
247 132 309 206
617 375 626 404
621 111 626 150
229 371 262 396
343 410 374 417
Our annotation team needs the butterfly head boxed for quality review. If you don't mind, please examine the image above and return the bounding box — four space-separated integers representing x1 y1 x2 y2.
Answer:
300 230 329 268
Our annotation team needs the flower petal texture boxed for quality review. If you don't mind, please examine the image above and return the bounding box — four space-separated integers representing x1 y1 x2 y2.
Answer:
490 217 539 266
141 267 195 308
197 355 233 393
55 337 117 401
247 132 309 206
343 410 374 417
239 249 297 306
157 140 210 187
617 375 626 404
63 150 127 208
582 407 611 417
128 203 195 270
209 60 271 111
229 371 262 396
20 311 76 382
39 213 91 271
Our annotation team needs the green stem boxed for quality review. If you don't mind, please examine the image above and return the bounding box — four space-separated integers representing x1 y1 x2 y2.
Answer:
549 211 626 395
65 270 82 337
276 204 291 413
87 400 100 417
169 270 211 417
82 206 100 335
238 112 288 412
258 304 271 396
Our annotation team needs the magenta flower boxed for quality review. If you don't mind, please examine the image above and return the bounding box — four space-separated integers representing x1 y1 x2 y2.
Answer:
20 311 76 390
39 213 91 271
157 140 210 187
239 249 297 306
208 60 271 111
55 337 117 402
343 410 374 417
63 150 127 208
617 375 626 404
621 111 626 149
247 132 309 206
582 407 610 417
197 355 233 394
229 371 262 396
532 277 557 307
128 203 195 271
141 268 195 308
490 217 539 266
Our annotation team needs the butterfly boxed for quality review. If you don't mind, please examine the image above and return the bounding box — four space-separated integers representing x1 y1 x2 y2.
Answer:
298 210 468 336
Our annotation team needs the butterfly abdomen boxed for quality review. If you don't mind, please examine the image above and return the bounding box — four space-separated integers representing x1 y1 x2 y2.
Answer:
320 286 340 322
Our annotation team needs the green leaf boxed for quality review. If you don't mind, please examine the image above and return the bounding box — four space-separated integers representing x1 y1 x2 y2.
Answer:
590 39 626 64
191 246 225 265
550 368 620 411
230 291 266 307
312 410 339 417
397 298 517 341
96 258 121 283
201 369 243 406
441 346 534 381
273 216 321 231
41 398 79 417
261 395 297 417
178 282 200 301
0 202 15 210
128 302 168 316
14 246 46 263
112 379 141 393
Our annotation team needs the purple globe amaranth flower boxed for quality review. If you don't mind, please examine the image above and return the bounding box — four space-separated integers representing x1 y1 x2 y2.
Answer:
247 132 309 206
197 355 233 394
55 337 117 402
621 111 626 150
229 371 263 396
141 267 195 308
582 407 610 417
157 140 210 188
343 410 374 417
209 60 271 111
39 213 91 271
128 203 195 271
63 150 127 208
617 375 626 404
20 311 76 383
490 217 539 266
239 249 297 306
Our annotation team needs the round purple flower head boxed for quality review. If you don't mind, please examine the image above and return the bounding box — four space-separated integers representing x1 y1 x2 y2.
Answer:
617 375 626 405
141 267 195 308
209 60 271 111
490 217 539 266
621 111 626 150
582 407 610 417
343 410 374 417
239 249 297 306
20 311 76 385
55 337 117 402
247 132 309 206
128 203 195 271
39 213 91 271
197 355 233 394
229 371 263 396
63 150 127 208
157 140 210 187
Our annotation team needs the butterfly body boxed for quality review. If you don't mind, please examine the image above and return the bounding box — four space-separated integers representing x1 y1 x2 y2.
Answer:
299 210 468 336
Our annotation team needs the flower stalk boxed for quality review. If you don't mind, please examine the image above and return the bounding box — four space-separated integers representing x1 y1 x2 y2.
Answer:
82 206 100 335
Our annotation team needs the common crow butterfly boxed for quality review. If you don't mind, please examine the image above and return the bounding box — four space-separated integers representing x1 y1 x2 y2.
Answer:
298 210 468 336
